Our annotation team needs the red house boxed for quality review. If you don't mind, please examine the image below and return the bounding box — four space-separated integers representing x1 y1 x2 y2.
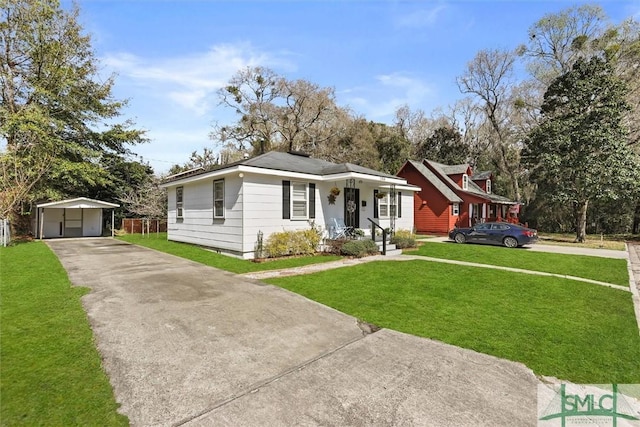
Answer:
397 159 520 234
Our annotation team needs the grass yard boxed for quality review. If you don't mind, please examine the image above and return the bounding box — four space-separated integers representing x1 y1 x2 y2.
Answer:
0 242 127 425
267 260 640 384
407 242 629 286
117 232 341 274
537 233 629 251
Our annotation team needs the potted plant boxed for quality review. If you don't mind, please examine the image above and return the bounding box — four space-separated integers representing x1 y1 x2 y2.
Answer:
376 192 387 199
328 186 341 205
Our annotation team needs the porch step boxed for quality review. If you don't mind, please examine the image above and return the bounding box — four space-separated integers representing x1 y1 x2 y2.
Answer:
384 248 403 256
374 240 401 256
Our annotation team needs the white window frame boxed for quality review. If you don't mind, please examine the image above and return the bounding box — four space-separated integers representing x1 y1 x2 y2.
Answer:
378 192 390 218
291 182 308 220
462 174 469 190
486 179 491 194
213 179 225 219
176 186 184 218
452 203 459 216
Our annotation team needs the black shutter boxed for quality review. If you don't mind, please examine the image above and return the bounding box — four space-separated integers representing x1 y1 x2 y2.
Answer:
309 183 316 219
373 190 379 219
282 180 290 219
398 192 402 218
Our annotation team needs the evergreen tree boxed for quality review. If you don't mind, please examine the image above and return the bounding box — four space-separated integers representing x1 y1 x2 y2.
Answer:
0 0 145 231
523 57 640 242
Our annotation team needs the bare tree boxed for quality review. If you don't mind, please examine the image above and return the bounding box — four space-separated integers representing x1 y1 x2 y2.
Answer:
524 4 608 84
457 48 524 201
210 66 347 157
119 178 166 220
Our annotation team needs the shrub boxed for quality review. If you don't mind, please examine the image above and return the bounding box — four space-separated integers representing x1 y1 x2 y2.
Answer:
264 228 322 258
391 229 416 249
325 238 348 255
340 239 379 258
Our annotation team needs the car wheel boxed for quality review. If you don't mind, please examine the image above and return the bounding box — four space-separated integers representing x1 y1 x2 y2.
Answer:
454 233 466 244
503 236 518 248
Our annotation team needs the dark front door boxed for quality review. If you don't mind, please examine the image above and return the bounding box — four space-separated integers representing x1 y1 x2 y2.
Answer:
344 188 360 228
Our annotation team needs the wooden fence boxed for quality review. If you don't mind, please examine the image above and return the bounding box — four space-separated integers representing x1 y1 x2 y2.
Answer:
121 218 167 234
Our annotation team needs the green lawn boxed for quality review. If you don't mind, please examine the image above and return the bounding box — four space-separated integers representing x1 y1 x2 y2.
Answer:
407 242 629 286
0 242 127 426
117 232 341 274
267 260 640 384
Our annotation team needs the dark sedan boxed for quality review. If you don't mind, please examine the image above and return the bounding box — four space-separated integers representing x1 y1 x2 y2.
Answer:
448 222 538 248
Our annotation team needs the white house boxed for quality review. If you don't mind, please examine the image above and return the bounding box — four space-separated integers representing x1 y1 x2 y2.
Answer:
160 151 420 259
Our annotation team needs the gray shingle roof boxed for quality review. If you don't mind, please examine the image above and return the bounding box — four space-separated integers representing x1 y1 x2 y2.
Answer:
471 171 492 180
163 151 400 183
243 151 399 179
429 160 469 175
424 160 514 204
407 160 462 203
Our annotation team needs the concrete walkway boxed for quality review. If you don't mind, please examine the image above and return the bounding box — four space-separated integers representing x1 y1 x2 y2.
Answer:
626 242 640 333
46 238 541 426
244 238 640 334
418 236 629 259
243 244 629 292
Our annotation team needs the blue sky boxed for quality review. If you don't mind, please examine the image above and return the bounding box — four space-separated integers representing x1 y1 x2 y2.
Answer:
70 0 640 174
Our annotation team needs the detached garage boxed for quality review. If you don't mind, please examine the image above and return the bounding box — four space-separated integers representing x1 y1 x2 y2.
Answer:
35 197 119 239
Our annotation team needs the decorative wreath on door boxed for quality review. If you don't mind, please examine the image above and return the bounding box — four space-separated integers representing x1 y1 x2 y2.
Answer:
346 200 356 213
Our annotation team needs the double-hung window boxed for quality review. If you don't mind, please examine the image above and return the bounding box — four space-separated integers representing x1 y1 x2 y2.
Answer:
176 186 184 218
378 193 389 217
213 179 224 219
486 179 491 194
452 203 460 216
291 182 308 219
462 174 469 190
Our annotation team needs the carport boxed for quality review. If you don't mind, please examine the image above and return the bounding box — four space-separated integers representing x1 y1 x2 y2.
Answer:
36 197 119 239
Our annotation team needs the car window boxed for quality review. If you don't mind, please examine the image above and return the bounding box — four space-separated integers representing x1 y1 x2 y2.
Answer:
475 224 491 230
491 224 510 230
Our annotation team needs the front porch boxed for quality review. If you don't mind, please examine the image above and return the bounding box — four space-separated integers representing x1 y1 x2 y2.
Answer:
458 202 521 227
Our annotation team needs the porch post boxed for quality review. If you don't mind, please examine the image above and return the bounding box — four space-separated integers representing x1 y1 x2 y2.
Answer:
39 208 44 240
469 204 473 227
482 204 486 221
111 210 115 237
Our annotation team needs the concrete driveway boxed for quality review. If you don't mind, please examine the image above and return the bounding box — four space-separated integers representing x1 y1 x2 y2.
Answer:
47 238 541 426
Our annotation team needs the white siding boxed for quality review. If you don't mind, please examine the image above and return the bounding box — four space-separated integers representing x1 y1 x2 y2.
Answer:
242 175 321 258
166 176 244 254
82 209 102 237
42 208 64 238
165 172 416 259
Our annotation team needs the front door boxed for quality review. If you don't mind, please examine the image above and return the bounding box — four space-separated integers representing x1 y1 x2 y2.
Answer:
344 188 360 228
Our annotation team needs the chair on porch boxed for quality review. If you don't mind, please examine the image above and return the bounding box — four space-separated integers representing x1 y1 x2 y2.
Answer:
329 218 354 239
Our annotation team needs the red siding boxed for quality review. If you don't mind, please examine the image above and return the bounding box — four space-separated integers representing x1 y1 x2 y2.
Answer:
473 180 487 192
398 163 455 234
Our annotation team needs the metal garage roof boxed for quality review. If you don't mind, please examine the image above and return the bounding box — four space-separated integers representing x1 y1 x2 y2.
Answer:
37 197 120 209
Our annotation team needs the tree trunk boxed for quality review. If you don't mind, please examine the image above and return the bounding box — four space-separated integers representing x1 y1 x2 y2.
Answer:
633 199 640 235
575 199 589 243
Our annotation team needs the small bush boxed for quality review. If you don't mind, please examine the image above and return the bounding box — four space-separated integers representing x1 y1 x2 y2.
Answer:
264 228 322 258
391 229 416 249
325 238 348 255
340 239 379 258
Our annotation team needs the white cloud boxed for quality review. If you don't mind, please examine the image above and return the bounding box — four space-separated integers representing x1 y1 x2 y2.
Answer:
102 42 293 116
340 72 434 121
99 42 297 172
394 4 448 28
